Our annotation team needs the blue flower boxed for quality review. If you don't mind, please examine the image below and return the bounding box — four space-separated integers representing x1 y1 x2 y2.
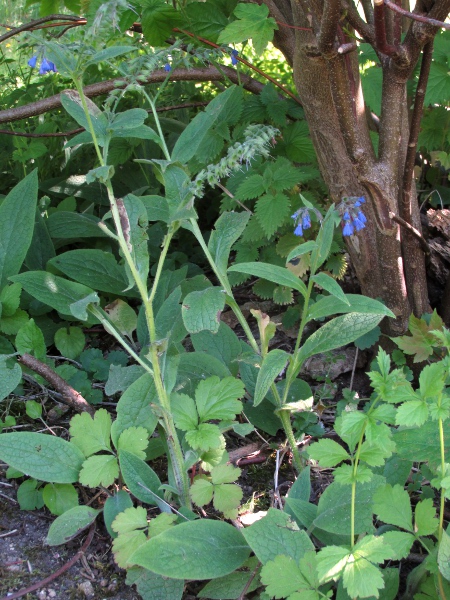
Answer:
231 49 239 66
294 224 303 236
302 212 311 230
28 55 38 68
164 63 171 72
38 58 57 74
342 221 354 236
357 211 367 224
343 211 351 221
357 196 366 203
353 216 366 231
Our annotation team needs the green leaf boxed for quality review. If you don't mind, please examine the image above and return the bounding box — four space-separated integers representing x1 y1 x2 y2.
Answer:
342 555 384 599
211 464 241 485
185 423 223 452
119 450 166 510
171 393 199 431
373 484 413 531
0 432 84 483
69 409 112 457
394 419 450 464
419 362 446 399
184 1 228 42
255 193 290 237
195 376 244 422
26 400 43 420
0 170 38 289
17 479 44 511
278 121 315 163
296 313 385 366
382 531 415 560
118 426 149 459
242 508 314 565
49 250 128 295
414 498 439 536
217 3 278 54
254 349 289 407
395 400 429 427
15 318 46 359
104 299 137 338
314 476 385 535
228 262 307 297
438 529 450 581
311 273 349 305
54 327 85 360
208 211 250 277
103 490 133 539
60 92 107 144
190 477 214 507
0 282 21 317
42 483 78 516
173 86 243 164
198 568 260 599
10 272 99 319
182 287 226 333
307 294 394 322
213 483 243 519
287 241 319 262
111 373 158 447
308 439 350 467
140 0 182 45
0 355 22 401
176 352 231 397
47 212 109 239
79 454 119 488
126 566 184 600
235 174 266 200
122 195 149 287
46 505 99 546
261 553 319 599
130 520 251 579
85 45 136 68
191 322 242 377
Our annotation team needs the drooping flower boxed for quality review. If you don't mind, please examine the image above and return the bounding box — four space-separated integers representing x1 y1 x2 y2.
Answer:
294 223 303 237
39 58 57 75
338 195 367 236
164 63 171 72
231 49 239 66
342 221 354 236
292 207 317 237
302 212 311 230
28 55 38 68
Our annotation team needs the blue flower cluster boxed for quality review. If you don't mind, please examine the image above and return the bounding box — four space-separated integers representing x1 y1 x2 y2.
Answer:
291 208 312 237
339 196 367 236
28 55 57 75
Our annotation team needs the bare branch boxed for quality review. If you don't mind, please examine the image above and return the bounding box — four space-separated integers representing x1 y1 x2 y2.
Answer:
0 14 84 44
389 211 430 254
340 0 375 44
361 0 375 24
384 0 450 29
19 353 95 415
0 67 267 125
318 0 341 55
374 0 399 55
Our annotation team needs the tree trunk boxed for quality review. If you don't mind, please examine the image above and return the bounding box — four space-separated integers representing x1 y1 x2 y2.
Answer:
264 0 450 334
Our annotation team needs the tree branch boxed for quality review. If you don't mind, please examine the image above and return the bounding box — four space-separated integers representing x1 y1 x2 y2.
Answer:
0 14 84 44
340 0 375 44
0 67 267 125
384 0 450 29
374 0 400 55
318 0 341 55
360 0 375 24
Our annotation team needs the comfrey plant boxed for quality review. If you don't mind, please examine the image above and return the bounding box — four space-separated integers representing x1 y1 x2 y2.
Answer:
2 33 442 600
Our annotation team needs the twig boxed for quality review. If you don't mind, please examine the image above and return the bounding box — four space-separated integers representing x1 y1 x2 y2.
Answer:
237 561 261 600
374 0 399 55
0 523 96 600
384 0 450 30
216 183 253 214
389 212 430 254
0 15 84 44
19 354 95 415
0 67 267 124
341 0 375 43
349 347 358 391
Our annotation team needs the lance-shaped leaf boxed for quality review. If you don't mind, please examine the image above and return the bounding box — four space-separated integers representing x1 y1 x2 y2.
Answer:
208 212 250 277
47 506 99 546
61 91 108 145
311 273 349 305
120 195 149 288
254 349 289 407
0 170 38 289
228 262 307 297
119 450 167 513
0 355 22 402
307 294 394 322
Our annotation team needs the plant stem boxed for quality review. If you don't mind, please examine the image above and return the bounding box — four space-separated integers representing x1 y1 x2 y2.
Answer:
278 409 304 473
437 395 448 600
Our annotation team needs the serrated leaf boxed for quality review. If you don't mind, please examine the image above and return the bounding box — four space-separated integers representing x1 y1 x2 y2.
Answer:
261 554 312 599
79 454 119 488
217 3 278 55
308 439 350 467
235 174 265 200
0 170 38 289
118 427 149 459
184 1 228 42
254 349 289 407
255 193 290 237
0 432 84 483
373 484 413 531
140 0 182 45
190 477 214 507
414 498 439 536
395 400 429 427
113 529 148 568
211 464 241 485
112 506 148 535
131 519 251 579
382 531 415 560
182 287 226 333
242 508 314 564
171 393 198 431
69 409 112 457
46 505 99 546
342 554 385 598
213 483 243 519
195 376 244 422
186 423 223 452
